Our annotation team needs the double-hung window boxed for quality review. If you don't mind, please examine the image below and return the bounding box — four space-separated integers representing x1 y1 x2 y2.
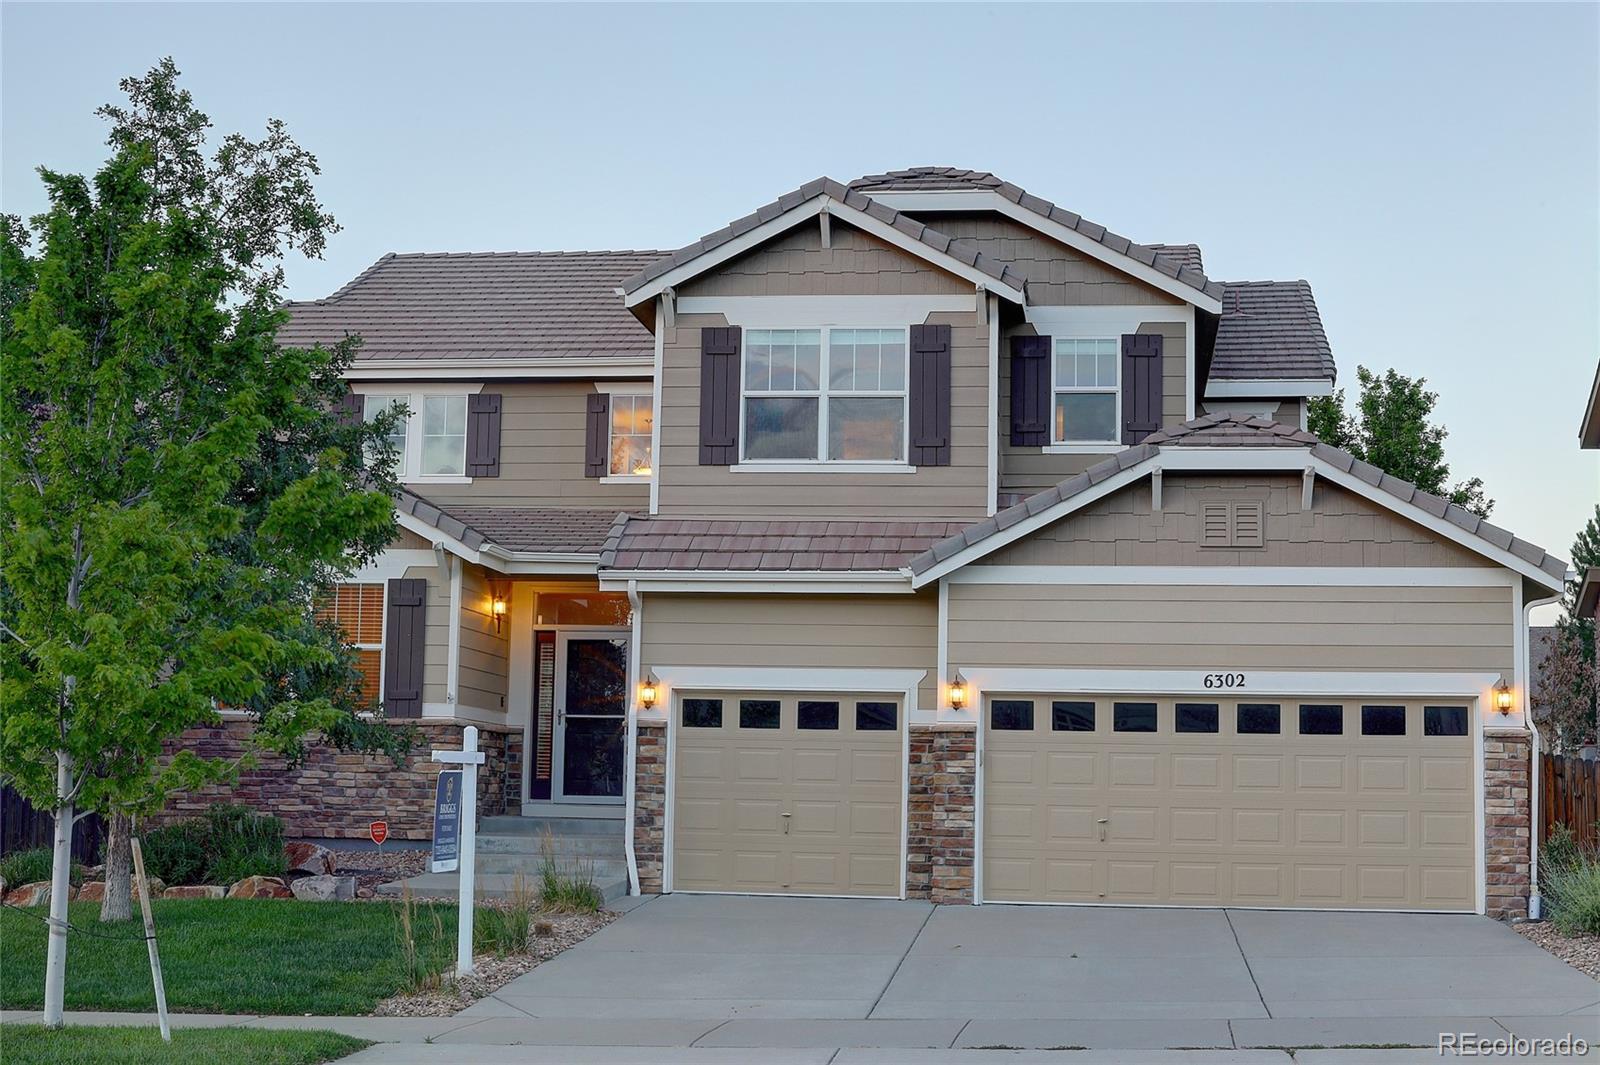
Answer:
361 391 472 480
609 393 654 476
1053 337 1119 444
315 583 386 706
742 327 907 463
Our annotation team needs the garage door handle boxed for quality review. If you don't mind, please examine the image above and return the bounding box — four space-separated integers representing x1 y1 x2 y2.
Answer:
1097 818 1108 843
781 812 791 835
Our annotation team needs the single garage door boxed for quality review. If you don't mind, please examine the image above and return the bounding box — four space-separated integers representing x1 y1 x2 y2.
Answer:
672 691 903 897
983 694 1476 910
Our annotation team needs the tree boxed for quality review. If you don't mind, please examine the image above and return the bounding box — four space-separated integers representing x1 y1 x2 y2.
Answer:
0 59 404 1026
1308 365 1493 516
1534 505 1600 752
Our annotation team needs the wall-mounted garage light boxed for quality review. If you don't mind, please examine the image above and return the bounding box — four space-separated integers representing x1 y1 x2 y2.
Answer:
491 591 508 633
639 673 659 711
1493 677 1514 715
948 670 968 711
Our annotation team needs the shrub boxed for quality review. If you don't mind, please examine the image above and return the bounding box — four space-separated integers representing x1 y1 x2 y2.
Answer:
0 846 85 888
1541 824 1583 891
1541 823 1600 936
537 831 603 913
138 804 286 885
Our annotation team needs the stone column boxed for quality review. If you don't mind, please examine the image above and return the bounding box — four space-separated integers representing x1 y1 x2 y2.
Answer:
1483 730 1532 920
633 721 667 893
906 724 977 903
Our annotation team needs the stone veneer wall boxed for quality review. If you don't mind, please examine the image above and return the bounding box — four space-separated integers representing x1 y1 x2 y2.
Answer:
157 720 517 842
634 721 667 893
1484 731 1532 920
906 725 977 903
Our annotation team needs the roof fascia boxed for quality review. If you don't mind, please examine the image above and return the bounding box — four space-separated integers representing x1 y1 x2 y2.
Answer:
396 508 486 566
912 446 1565 593
598 570 913 594
1205 378 1335 398
621 195 1026 309
395 509 602 575
1582 362 1600 448
862 188 1224 314
347 356 653 381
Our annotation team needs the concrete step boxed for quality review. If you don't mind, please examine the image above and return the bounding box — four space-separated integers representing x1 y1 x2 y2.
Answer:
376 871 630 904
477 855 628 879
479 815 624 838
477 833 624 858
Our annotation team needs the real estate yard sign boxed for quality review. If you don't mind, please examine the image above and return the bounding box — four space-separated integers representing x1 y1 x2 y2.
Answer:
430 771 462 873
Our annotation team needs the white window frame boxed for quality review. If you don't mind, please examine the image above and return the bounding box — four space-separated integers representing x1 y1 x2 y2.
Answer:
357 384 483 484
1048 335 1121 452
594 381 654 483
736 326 912 470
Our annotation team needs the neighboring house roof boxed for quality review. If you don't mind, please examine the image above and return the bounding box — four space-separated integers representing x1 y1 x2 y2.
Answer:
597 517 971 573
395 489 619 557
1583 360 1600 448
1210 281 1336 383
903 413 1568 589
849 167 1224 304
1579 568 1600 620
616 177 1030 305
280 251 664 361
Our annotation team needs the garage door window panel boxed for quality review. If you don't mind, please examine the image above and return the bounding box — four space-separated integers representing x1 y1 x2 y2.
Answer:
1052 701 1096 732
855 701 897 731
1361 705 1406 737
798 701 839 730
1238 703 1282 735
1113 702 1158 733
683 698 723 728
991 700 1035 731
1423 706 1469 737
1176 703 1220 734
1299 704 1344 735
740 699 780 729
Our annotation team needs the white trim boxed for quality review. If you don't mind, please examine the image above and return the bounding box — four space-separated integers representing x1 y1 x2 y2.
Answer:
650 298 665 515
350 549 437 583
508 586 534 803
675 294 974 327
861 189 1223 313
986 294 1000 516
1184 304 1197 421
361 387 481 482
1205 379 1335 398
931 580 950 727
593 380 653 396
947 565 1517 587
729 462 916 475
395 510 483 564
1042 444 1123 456
1024 305 1192 327
1200 400 1280 420
346 357 653 381
960 667 1501 698
1475 705 1487 914
980 900 1477 915
600 474 651 484
625 582 643 895
351 382 486 397
624 194 1027 308
445 556 462 704
420 701 507 726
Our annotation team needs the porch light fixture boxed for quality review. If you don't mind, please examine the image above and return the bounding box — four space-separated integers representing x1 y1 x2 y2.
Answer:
1493 677 1514 715
491 592 508 633
948 670 968 711
639 673 659 711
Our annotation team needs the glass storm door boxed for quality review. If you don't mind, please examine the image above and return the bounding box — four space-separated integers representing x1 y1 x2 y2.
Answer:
553 633 628 803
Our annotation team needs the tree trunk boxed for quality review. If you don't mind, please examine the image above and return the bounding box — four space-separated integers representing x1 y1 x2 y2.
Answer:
99 811 133 923
43 751 74 1029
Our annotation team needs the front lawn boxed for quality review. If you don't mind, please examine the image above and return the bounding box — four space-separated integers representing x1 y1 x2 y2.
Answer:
0 899 456 1015
1 1025 369 1065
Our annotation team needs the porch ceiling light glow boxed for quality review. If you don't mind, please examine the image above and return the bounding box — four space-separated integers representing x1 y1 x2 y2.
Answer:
1493 677 1514 715
948 670 967 711
639 673 659 711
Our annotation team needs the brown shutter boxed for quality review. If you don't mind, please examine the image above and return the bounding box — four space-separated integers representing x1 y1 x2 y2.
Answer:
382 578 426 719
1121 333 1163 444
699 326 741 465
335 389 363 427
1009 335 1051 446
908 323 952 466
584 393 611 478
466 393 502 477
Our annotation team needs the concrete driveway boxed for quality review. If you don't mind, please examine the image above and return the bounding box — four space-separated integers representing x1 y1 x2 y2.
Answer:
419 894 1599 1055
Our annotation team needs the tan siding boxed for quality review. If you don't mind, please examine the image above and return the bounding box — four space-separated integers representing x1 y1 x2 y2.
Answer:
458 564 508 713
998 319 1189 496
677 221 967 298
392 528 432 550
1197 399 1304 426
948 584 1513 674
390 380 650 510
985 475 1492 569
641 592 938 709
656 309 991 519
929 214 1181 306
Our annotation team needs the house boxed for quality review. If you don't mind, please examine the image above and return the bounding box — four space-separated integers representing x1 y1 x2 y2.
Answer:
214 167 1565 917
1578 360 1599 619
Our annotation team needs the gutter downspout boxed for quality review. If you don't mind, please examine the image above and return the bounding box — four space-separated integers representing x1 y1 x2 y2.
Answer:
624 580 642 896
1525 587 1563 921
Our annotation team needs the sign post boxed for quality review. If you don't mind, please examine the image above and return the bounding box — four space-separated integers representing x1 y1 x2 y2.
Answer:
431 725 484 976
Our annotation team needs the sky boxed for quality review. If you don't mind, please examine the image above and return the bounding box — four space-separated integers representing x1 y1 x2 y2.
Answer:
4 2 1597 620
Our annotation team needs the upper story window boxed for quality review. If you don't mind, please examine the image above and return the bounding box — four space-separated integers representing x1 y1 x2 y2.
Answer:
362 390 476 481
742 327 907 463
1053 337 1119 444
609 393 654 477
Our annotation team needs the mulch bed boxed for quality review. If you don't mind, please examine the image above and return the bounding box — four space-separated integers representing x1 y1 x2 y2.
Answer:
372 908 618 1016
1515 921 1600 980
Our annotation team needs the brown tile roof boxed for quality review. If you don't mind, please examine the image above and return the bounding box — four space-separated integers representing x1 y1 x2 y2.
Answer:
280 251 665 361
1211 280 1335 382
903 414 1568 583
618 177 1030 299
396 489 621 555
1147 244 1204 274
597 517 971 573
848 168 1225 302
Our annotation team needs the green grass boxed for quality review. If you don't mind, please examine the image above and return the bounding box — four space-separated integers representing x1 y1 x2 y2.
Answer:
0 899 457 1015
0 1025 369 1065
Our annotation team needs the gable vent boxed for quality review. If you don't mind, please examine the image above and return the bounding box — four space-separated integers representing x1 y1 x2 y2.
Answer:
1201 501 1265 549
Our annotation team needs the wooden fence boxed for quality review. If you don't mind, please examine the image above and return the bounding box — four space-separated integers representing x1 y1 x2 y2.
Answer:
1540 752 1600 850
0 784 105 864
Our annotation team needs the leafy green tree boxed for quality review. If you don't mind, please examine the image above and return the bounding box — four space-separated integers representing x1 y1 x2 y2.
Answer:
1535 506 1600 752
0 59 405 1025
1308 365 1493 516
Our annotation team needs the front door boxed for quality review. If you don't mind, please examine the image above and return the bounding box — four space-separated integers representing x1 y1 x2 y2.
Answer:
552 633 629 803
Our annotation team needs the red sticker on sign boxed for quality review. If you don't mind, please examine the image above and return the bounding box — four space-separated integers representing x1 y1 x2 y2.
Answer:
369 821 388 845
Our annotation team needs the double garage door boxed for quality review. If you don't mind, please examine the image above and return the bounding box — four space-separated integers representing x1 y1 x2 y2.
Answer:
984 694 1477 911
672 691 903 897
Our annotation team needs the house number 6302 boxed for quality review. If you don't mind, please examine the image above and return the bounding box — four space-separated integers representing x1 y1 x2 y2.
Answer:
1203 673 1246 689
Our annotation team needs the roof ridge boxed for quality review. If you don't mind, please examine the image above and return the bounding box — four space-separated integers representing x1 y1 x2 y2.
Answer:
384 249 671 259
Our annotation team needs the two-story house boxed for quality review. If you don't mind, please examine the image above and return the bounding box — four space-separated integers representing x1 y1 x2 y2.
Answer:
247 167 1562 917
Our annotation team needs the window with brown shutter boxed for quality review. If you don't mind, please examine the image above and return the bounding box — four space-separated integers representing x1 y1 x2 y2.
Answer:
315 583 386 706
1120 333 1163 444
908 323 952 466
700 326 741 464
466 393 502 477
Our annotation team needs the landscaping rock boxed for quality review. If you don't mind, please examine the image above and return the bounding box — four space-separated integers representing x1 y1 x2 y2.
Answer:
227 875 293 899
163 884 225 899
77 881 105 902
284 841 337 877
289 874 356 901
4 881 72 907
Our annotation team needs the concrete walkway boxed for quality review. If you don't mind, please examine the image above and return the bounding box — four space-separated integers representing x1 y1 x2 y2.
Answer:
6 895 1596 1063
